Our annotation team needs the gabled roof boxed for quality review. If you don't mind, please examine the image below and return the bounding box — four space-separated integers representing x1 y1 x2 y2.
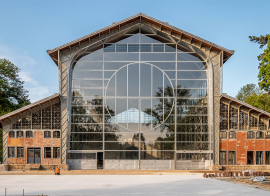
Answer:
47 13 234 66
0 93 60 122
221 93 270 117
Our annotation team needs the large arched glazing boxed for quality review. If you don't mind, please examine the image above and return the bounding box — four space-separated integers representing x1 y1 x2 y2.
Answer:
68 25 213 167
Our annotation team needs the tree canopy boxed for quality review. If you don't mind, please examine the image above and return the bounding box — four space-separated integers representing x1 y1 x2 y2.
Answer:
0 58 30 116
249 34 270 92
0 58 31 163
236 83 270 113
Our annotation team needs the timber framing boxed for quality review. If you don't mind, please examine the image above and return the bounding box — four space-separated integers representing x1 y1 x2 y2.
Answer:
47 13 234 65
0 93 60 122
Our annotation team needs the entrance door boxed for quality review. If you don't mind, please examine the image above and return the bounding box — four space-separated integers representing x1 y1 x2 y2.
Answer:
97 152 103 169
27 148 41 164
247 151 254 165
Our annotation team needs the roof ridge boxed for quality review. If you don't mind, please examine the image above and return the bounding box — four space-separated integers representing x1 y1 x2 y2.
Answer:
47 13 234 57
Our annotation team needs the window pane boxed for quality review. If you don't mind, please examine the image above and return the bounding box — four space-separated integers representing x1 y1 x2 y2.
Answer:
140 151 174 160
105 151 138 159
69 142 103 150
44 147 51 158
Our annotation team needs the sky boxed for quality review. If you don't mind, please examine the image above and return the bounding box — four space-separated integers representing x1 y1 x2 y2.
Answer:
0 0 269 102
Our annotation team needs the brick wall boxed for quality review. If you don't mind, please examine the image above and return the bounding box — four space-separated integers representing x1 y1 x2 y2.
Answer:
7 130 61 165
220 131 270 165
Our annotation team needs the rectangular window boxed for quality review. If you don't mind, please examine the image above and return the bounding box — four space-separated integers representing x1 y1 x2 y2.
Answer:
220 132 227 139
8 147 15 158
228 151 235 165
26 131 33 138
266 132 270 139
17 131 24 138
219 151 226 165
229 131 236 139
44 147 51 158
53 131 60 138
266 151 270 165
247 131 255 139
53 147 60 158
17 147 24 158
256 151 263 165
247 151 254 165
44 131 51 138
256 131 264 139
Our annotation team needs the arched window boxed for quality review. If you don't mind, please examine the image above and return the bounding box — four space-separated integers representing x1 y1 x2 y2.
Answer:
44 131 51 138
9 131 15 138
26 131 33 138
247 131 255 139
16 131 24 138
256 131 264 139
53 131 60 138
229 131 236 139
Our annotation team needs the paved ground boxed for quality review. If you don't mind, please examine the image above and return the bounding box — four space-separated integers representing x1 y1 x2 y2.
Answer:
0 175 269 196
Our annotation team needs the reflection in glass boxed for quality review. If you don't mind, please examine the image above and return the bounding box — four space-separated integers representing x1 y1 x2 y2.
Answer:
70 32 212 161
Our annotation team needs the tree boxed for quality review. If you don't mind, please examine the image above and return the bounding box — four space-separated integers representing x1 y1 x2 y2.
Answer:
249 34 270 92
236 84 270 113
0 58 31 163
235 83 261 102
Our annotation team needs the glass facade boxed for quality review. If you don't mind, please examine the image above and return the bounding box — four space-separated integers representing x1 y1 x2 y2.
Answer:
68 28 212 164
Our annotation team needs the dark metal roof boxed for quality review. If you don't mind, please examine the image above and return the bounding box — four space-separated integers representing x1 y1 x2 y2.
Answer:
47 13 235 66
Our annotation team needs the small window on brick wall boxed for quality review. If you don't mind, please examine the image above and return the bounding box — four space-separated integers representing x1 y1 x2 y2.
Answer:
247 131 255 139
53 131 60 138
256 151 263 165
17 147 24 158
266 132 270 139
8 147 15 158
9 131 15 138
229 131 236 139
44 131 51 138
17 131 23 138
53 147 60 158
228 151 235 165
44 147 51 158
26 131 33 138
219 151 226 165
256 131 264 139
220 132 227 139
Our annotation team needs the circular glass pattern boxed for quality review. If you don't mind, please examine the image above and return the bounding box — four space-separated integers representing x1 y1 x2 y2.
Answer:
105 62 174 131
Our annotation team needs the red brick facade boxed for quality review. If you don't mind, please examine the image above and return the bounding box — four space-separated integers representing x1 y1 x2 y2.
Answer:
7 130 61 165
220 131 270 165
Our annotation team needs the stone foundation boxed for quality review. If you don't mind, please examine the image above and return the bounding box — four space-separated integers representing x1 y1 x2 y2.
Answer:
7 164 69 171
221 165 270 171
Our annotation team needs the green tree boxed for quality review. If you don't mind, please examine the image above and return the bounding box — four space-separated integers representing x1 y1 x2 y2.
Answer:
236 84 270 113
235 83 261 101
249 34 270 92
0 58 31 163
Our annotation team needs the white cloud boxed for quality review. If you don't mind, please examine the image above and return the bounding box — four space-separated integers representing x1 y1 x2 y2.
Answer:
0 44 56 103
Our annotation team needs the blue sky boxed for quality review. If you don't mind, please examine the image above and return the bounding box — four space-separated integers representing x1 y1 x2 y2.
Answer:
0 0 269 102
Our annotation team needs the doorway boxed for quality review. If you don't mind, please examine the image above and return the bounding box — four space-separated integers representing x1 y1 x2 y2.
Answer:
247 151 254 165
27 148 41 164
97 152 103 169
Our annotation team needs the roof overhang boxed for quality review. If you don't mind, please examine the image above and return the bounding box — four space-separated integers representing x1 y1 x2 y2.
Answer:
221 93 270 117
47 13 235 66
0 93 60 122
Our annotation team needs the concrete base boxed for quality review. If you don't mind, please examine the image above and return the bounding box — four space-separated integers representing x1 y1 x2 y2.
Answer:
8 164 69 171
209 165 223 171
221 165 270 171
0 164 9 171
